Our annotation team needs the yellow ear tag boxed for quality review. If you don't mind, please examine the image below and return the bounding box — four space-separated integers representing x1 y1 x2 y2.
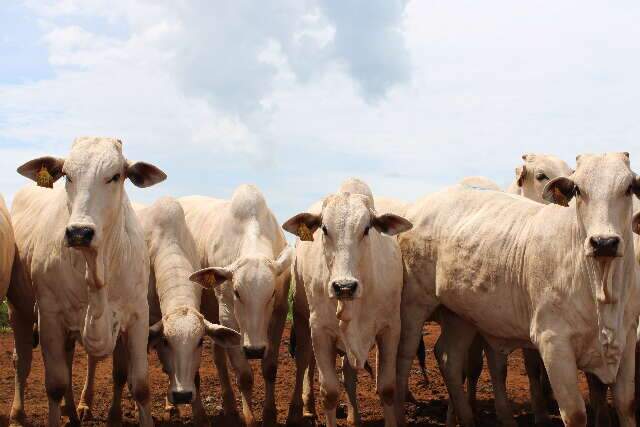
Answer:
36 165 54 188
553 187 569 207
204 273 217 288
298 223 314 242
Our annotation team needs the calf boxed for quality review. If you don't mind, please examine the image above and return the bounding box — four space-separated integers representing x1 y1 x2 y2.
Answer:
181 184 293 427
283 179 412 427
395 153 640 427
11 137 165 426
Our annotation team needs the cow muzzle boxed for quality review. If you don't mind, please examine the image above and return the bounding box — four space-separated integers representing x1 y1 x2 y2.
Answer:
243 345 266 360
332 279 358 300
588 235 622 258
170 390 193 405
65 225 95 248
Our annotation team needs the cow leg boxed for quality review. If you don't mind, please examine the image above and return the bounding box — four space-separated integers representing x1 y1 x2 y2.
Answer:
377 325 400 427
227 346 257 427
107 337 127 426
192 372 208 427
77 355 98 421
312 330 339 427
126 320 153 427
523 348 552 425
62 336 80 425
466 335 484 415
395 298 432 426
262 301 288 427
287 304 316 425
446 335 482 427
343 357 361 426
8 304 34 427
212 343 239 419
40 314 69 427
612 327 636 427
305 353 317 418
586 373 610 427
538 337 586 427
484 345 516 427
435 309 477 427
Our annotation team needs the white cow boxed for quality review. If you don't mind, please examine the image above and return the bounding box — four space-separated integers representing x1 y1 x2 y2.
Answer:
181 184 293 427
283 178 412 427
507 153 574 202
395 153 640 427
0 195 15 301
11 137 166 427
144 198 241 423
453 154 574 426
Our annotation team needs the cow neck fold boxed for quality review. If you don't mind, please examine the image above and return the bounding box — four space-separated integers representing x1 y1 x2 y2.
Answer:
573 219 636 382
80 194 129 357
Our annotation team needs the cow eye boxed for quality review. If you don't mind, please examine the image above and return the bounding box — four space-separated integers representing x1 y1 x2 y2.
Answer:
65 174 73 183
574 186 581 197
321 225 328 236
197 338 204 347
234 289 241 300
535 172 548 181
364 225 371 236
627 185 633 196
108 173 121 183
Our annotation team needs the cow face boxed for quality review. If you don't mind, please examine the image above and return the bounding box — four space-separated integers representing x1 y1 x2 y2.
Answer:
516 153 573 204
283 193 411 319
544 153 640 260
190 247 292 359
149 307 240 405
17 137 166 250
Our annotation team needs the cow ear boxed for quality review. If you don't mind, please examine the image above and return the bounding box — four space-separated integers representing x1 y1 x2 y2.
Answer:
371 213 413 236
148 320 164 349
204 320 242 347
17 156 65 187
189 267 232 289
272 246 293 276
282 213 321 241
542 176 575 207
632 211 640 235
126 161 167 188
516 164 527 187
630 175 640 199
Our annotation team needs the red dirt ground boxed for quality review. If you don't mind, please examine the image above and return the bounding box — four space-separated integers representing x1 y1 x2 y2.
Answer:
0 323 593 426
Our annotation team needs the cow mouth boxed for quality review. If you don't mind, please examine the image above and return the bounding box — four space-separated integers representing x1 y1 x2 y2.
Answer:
335 291 356 300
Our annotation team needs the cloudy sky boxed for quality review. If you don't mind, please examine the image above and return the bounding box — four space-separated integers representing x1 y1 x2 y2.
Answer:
2 1 640 223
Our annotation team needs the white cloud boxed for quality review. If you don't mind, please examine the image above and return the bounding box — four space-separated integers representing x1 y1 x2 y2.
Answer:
2 0 640 222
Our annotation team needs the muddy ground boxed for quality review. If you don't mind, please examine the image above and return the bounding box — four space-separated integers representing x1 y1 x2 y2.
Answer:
0 323 593 426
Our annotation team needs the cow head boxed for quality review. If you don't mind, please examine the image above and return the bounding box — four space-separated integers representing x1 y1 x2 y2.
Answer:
515 153 573 203
543 153 640 261
17 137 166 251
189 247 292 360
149 306 240 405
282 192 412 320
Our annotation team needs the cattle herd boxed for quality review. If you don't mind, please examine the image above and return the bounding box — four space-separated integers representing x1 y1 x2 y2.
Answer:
0 136 639 427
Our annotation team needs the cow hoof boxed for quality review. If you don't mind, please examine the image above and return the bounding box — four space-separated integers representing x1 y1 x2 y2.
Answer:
9 410 27 427
77 404 93 421
106 407 123 427
263 406 278 426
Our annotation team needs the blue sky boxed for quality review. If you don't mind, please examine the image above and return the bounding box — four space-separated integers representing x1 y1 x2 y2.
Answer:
2 1 640 224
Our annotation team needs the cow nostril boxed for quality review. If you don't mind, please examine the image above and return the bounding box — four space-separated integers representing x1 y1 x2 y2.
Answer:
590 236 620 256
65 226 95 247
243 345 266 359
332 280 358 297
171 391 193 404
